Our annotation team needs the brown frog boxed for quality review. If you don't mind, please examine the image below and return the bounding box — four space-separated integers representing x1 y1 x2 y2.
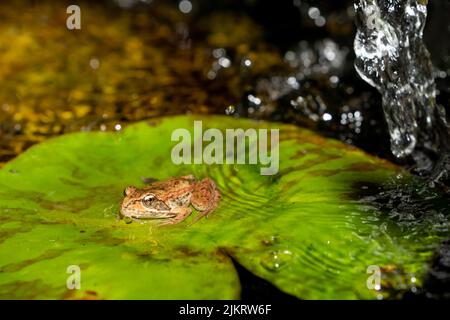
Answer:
120 175 220 225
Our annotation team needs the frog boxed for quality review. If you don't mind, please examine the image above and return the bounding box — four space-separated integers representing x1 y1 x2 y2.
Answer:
120 175 220 226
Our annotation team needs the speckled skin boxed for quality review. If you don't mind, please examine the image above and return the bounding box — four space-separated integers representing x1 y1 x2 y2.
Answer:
120 175 220 225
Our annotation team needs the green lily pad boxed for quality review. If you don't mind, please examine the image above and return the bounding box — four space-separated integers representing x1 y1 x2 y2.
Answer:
0 115 446 299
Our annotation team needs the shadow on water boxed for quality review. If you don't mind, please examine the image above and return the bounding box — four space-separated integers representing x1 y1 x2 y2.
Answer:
229 255 300 301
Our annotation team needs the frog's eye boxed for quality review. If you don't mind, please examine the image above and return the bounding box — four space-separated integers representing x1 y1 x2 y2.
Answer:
142 194 156 207
142 195 169 210
143 195 154 202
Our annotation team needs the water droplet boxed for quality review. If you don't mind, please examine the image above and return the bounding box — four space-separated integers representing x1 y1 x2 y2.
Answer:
124 217 133 224
242 58 252 67
212 48 225 58
225 105 235 115
329 75 339 86
89 58 100 70
218 57 231 68
178 0 192 14
262 235 278 246
260 249 293 272
314 16 326 27
207 70 216 80
308 7 320 19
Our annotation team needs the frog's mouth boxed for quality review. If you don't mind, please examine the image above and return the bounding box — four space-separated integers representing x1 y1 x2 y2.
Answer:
121 208 177 219
138 209 177 219
121 196 177 219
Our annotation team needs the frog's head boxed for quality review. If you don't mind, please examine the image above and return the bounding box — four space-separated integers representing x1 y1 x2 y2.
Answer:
120 186 174 219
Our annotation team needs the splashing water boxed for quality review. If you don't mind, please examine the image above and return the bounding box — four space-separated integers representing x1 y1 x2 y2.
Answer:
353 0 450 180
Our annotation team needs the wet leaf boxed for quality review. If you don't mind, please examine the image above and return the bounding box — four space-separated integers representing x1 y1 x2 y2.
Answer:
0 115 446 299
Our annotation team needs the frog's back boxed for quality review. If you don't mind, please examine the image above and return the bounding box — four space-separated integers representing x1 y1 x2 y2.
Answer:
143 177 194 194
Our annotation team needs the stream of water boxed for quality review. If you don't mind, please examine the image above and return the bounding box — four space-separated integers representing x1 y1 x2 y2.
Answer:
354 0 450 186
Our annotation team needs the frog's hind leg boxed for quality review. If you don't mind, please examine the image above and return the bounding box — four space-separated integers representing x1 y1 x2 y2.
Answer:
157 207 192 226
190 178 221 225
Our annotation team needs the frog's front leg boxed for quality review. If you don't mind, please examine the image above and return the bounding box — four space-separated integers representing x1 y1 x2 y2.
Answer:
157 207 192 226
190 178 221 224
